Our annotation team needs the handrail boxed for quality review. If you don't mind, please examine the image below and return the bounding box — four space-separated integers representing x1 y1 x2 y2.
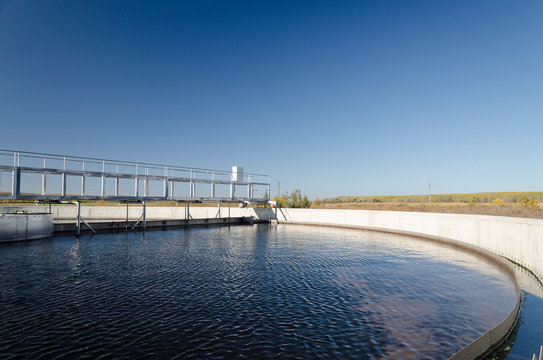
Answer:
0 149 270 202
0 149 270 177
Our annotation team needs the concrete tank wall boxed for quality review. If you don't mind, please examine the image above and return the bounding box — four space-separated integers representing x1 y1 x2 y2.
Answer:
269 208 543 282
0 213 54 242
45 205 253 221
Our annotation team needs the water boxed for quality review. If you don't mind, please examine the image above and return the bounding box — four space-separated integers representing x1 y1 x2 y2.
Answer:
0 224 519 359
485 264 543 360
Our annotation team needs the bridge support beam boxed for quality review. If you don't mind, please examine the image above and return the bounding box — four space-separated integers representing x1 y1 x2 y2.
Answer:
62 200 95 236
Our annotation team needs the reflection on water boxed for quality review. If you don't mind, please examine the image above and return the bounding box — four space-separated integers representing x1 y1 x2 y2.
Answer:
0 224 517 359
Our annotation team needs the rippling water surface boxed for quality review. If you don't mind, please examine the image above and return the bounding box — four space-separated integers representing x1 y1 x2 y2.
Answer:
0 224 517 359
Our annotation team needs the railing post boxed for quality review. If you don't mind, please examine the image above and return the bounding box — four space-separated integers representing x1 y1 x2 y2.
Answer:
11 167 20 199
100 161 105 197
134 164 139 197
11 152 20 199
61 156 66 197
41 158 46 196
114 165 119 197
190 180 195 198
163 167 168 198
61 172 66 197
81 162 85 196
100 175 105 197
144 168 149 197
210 171 215 198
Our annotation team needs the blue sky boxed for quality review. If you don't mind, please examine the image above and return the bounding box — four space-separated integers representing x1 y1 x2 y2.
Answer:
1 0 542 199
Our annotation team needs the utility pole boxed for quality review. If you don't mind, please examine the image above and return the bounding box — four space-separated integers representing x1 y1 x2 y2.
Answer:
428 183 431 204
277 180 280 200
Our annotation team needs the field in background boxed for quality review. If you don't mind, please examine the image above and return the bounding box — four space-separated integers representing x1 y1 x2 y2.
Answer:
313 192 543 219
3 192 543 219
319 191 543 204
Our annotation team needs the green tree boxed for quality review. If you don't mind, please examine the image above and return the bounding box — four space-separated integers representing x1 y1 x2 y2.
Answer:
277 189 311 208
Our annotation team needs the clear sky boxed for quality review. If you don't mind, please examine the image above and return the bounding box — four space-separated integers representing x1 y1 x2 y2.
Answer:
1 0 542 199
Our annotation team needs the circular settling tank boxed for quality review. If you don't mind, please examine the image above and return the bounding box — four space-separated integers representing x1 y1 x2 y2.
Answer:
0 224 517 359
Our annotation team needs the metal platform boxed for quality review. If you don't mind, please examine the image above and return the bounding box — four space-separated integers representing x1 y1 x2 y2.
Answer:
0 150 270 204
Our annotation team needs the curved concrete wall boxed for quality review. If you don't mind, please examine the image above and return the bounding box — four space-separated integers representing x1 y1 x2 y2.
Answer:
16 206 543 283
22 206 543 283
0 213 54 242
272 208 543 283
270 208 530 360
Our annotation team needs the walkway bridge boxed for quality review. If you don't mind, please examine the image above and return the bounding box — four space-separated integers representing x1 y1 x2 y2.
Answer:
0 149 270 203
0 150 270 233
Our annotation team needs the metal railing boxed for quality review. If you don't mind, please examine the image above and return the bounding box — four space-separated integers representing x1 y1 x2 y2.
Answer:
0 149 270 203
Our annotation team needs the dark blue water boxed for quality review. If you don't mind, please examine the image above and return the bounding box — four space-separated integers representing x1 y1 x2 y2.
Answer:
0 224 518 359
485 265 543 360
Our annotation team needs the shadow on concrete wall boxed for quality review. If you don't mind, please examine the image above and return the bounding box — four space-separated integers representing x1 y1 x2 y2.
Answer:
253 207 277 221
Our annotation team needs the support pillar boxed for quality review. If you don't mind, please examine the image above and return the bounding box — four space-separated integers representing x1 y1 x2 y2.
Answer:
76 201 81 236
142 200 146 230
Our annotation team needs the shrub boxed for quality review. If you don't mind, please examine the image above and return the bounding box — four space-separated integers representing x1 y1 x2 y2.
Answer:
518 196 538 209
492 198 504 206
278 189 311 208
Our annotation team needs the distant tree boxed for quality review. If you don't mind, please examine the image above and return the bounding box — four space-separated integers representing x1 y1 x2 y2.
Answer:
277 189 311 208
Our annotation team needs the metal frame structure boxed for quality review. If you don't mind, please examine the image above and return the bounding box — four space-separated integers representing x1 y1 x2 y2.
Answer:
0 150 270 203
